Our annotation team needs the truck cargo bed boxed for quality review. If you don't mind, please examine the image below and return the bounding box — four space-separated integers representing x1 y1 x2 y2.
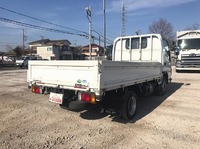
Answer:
27 60 162 96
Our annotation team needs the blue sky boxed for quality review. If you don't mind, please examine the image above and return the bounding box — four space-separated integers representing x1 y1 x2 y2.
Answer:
0 0 199 51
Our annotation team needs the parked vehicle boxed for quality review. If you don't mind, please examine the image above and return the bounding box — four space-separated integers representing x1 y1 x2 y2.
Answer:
16 55 42 68
27 34 171 120
174 30 200 72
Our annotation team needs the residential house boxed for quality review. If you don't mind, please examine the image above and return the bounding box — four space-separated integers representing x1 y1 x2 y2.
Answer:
81 43 104 59
29 39 72 60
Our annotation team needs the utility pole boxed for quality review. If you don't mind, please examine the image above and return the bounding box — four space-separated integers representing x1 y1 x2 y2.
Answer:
103 0 106 56
99 36 101 47
22 28 26 54
85 6 92 60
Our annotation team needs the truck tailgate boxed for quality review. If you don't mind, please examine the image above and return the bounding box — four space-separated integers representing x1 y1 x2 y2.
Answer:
27 60 100 91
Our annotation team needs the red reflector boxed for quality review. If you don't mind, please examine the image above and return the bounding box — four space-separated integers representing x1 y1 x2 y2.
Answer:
80 92 96 104
35 87 40 93
32 86 41 94
85 94 90 102
81 93 85 100
81 93 90 102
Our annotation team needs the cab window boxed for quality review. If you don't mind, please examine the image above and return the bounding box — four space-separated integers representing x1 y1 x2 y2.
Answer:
125 38 130 49
131 38 139 49
141 37 147 49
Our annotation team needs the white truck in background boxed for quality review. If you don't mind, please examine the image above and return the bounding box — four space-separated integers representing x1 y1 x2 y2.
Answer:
175 30 200 72
27 34 171 120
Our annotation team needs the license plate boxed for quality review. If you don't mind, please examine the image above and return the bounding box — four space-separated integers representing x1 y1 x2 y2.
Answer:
49 92 63 104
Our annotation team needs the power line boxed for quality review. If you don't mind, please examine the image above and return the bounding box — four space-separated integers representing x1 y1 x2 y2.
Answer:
0 26 21 29
0 6 88 35
93 30 112 44
0 17 113 45
0 44 19 46
92 24 119 40
0 6 114 45
0 17 88 37
0 42 20 44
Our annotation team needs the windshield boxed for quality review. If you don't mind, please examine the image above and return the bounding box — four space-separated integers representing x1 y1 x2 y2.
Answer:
18 56 26 60
178 38 200 49
18 56 30 60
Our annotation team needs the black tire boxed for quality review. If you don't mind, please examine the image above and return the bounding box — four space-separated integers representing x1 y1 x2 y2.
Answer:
155 77 167 96
121 91 137 120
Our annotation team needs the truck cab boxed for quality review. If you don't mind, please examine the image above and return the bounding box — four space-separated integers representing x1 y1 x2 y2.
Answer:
175 30 200 72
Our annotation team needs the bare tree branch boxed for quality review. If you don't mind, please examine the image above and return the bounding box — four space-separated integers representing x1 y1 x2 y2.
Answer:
185 23 200 30
149 18 175 41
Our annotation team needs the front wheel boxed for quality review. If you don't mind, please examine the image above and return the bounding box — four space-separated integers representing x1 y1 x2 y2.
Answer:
121 91 137 120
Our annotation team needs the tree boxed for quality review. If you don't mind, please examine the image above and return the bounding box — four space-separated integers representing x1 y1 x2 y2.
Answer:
149 18 175 46
185 23 200 30
13 46 23 57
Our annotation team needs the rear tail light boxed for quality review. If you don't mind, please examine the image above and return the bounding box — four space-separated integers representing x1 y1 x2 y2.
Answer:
32 86 42 94
78 92 96 104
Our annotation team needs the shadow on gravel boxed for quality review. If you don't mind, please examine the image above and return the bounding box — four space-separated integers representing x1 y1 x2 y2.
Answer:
79 107 108 120
61 101 108 120
78 82 183 123
113 82 183 123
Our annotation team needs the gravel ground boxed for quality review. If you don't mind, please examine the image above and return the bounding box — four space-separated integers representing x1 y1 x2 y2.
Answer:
0 67 200 149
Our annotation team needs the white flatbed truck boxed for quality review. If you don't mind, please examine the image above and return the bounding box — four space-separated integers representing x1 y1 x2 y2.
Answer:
27 34 171 120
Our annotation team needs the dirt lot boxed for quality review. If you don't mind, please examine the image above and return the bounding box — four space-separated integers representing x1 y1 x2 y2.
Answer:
0 67 200 149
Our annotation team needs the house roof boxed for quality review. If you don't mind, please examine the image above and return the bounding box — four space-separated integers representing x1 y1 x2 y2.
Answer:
82 43 103 49
47 39 71 45
29 39 50 45
29 39 71 46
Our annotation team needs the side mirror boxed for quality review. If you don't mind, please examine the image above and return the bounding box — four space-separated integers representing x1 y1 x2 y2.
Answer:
174 46 179 55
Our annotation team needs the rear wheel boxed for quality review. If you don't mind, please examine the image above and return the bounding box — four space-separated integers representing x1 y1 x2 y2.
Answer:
121 91 137 120
155 77 167 96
